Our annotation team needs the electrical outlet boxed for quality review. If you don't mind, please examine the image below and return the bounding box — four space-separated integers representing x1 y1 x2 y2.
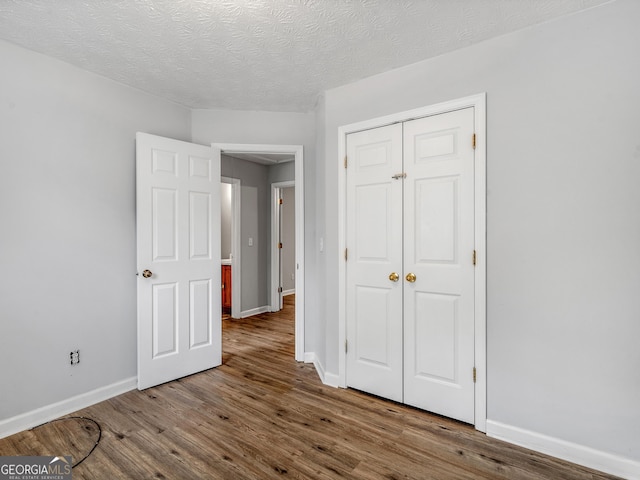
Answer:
70 350 80 365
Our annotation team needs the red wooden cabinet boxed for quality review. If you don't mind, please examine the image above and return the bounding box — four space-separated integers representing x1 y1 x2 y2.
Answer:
221 265 232 313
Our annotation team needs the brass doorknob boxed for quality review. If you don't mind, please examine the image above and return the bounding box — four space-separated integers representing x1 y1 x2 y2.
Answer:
389 272 399 282
142 269 153 278
406 272 416 283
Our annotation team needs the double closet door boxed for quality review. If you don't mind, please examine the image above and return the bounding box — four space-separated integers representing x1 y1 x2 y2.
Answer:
345 107 476 424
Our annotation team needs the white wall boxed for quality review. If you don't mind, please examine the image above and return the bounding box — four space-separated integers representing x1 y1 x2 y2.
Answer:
220 182 233 259
0 40 191 422
319 0 640 466
191 109 319 352
313 95 327 371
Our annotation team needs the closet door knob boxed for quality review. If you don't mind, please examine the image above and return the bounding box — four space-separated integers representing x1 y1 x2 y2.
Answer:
142 269 153 278
405 272 416 283
389 272 399 282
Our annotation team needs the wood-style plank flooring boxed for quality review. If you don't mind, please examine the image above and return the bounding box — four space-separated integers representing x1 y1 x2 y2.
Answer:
0 295 620 479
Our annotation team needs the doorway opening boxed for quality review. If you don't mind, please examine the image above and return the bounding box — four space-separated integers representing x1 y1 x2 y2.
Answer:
220 176 241 319
213 143 305 362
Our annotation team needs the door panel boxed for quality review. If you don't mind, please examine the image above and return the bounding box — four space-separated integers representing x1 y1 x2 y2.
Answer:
355 184 391 259
190 192 212 259
153 188 178 261
414 292 458 381
137 133 221 390
415 177 458 263
355 286 392 365
190 279 212 347
346 124 403 402
152 282 178 357
403 108 475 423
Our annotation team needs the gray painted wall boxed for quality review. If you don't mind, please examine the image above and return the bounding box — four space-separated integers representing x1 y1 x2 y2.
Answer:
0 39 191 420
319 0 640 462
268 161 295 184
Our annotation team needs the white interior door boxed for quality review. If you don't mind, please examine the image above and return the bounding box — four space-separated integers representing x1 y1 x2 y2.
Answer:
345 108 476 423
345 124 404 402
403 108 476 423
136 133 221 390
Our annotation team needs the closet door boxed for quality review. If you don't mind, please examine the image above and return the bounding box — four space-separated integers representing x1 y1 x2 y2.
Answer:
403 108 476 423
345 124 404 402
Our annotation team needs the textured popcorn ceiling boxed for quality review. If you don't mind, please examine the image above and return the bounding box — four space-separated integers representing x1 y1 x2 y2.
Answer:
0 0 610 112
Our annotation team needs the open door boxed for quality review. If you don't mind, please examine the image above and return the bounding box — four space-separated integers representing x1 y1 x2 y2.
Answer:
271 181 295 312
136 133 221 390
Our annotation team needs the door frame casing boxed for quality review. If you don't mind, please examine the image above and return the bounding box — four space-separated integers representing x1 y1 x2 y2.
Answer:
336 93 487 432
213 143 305 363
271 180 295 311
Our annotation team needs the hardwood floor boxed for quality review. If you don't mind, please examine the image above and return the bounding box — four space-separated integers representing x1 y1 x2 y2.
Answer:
0 295 620 479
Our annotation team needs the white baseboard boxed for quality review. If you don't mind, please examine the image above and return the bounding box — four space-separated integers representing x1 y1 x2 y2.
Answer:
323 371 340 388
486 420 640 479
304 352 340 388
283 289 295 296
240 305 270 318
0 376 137 439
304 352 325 383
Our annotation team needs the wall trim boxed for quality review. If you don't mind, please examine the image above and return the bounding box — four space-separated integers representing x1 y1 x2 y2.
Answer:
282 289 295 296
304 352 324 383
240 305 270 318
486 420 640 479
0 377 136 440
304 352 340 388
322 371 340 388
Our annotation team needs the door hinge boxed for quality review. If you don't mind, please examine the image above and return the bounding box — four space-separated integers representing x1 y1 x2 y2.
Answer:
278 242 283 249
345 248 348 261
472 133 476 150
344 156 348 169
278 286 283 293
345 339 348 353
279 198 283 205
473 250 477 266
473 367 477 383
